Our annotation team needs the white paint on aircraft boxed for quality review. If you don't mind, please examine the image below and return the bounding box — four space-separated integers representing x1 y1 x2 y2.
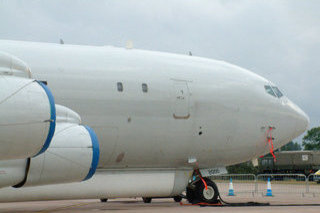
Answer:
0 40 309 201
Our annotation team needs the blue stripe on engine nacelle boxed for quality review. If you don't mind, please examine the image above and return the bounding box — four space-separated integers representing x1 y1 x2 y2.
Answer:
34 81 56 156
83 125 100 181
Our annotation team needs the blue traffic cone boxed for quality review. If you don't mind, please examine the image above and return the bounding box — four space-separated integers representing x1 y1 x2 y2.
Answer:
266 177 273 196
228 178 235 196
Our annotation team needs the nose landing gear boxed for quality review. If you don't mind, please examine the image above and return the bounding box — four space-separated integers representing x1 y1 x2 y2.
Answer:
186 175 219 204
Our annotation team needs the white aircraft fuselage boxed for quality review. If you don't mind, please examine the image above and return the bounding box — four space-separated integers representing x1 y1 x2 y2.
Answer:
0 40 309 202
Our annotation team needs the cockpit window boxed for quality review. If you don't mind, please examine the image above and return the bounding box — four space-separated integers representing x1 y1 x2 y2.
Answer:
272 86 283 98
264 85 277 97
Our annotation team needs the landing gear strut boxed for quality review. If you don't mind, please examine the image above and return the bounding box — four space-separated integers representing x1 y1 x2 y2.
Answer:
186 177 219 204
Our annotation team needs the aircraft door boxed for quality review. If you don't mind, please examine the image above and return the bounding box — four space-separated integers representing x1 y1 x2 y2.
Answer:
172 81 190 119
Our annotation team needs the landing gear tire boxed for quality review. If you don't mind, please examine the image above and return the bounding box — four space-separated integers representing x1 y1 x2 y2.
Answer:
142 197 152 203
173 195 182 202
100 198 108 202
187 178 219 204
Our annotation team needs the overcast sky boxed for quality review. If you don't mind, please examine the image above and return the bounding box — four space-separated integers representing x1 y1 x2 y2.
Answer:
0 0 319 142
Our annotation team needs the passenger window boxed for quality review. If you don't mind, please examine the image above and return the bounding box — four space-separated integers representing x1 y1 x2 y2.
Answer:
264 85 276 97
142 83 148 93
117 82 123 92
272 86 283 98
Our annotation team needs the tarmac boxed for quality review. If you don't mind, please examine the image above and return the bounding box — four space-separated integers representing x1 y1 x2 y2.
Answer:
0 196 320 213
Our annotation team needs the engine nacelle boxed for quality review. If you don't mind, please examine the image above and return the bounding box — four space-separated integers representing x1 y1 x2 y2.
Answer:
0 159 27 188
0 105 99 188
23 105 99 187
0 51 56 160
24 124 99 186
0 76 55 160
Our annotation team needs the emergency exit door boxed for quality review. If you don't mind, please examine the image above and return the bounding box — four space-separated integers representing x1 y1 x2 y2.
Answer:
172 81 190 119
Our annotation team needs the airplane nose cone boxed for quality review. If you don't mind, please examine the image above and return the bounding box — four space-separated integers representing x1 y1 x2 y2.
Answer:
295 107 310 135
287 99 309 136
275 99 310 147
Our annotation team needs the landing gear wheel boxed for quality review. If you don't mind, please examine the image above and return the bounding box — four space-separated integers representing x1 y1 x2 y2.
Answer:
195 178 219 203
100 198 108 202
142 197 152 203
187 178 219 204
173 195 182 202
